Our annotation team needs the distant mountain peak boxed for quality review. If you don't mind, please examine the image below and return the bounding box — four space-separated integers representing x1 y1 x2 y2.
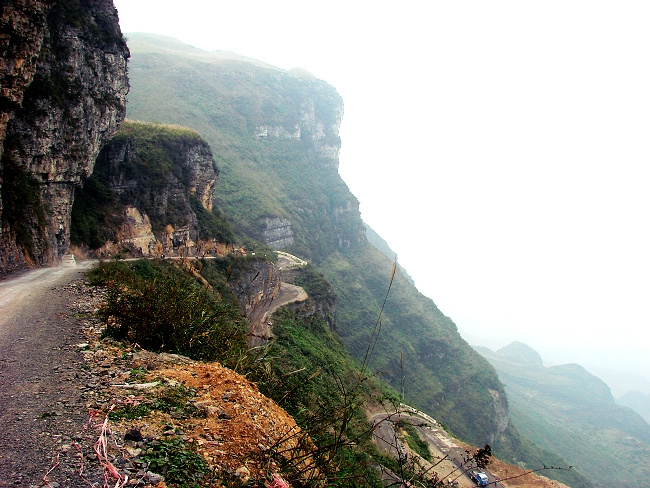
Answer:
496 341 544 366
287 67 317 80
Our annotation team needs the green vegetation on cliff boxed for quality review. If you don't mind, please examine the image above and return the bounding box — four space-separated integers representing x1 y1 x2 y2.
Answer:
124 34 362 260
71 120 234 248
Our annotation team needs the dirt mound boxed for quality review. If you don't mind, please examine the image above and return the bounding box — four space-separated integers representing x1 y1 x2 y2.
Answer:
75 282 307 486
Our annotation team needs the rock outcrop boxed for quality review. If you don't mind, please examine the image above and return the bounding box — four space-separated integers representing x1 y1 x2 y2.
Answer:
73 121 221 257
0 0 52 161
488 388 510 445
251 76 362 252
0 0 129 274
261 217 295 249
255 96 343 169
113 205 157 255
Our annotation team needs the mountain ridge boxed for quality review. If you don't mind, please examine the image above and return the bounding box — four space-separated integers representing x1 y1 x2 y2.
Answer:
126 32 287 71
479 341 650 488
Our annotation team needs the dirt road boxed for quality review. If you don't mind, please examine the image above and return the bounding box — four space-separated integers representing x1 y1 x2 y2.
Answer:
247 281 308 347
370 408 505 488
0 261 104 487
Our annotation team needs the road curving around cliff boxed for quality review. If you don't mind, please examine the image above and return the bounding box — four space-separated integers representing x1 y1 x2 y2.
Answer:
247 282 308 347
370 406 505 488
247 252 309 347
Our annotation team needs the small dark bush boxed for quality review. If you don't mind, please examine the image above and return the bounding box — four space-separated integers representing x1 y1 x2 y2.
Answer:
142 437 210 487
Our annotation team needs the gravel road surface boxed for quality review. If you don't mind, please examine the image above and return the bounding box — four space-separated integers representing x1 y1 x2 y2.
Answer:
0 261 104 487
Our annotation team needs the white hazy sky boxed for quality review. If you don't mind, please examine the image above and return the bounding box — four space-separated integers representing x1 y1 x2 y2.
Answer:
113 0 650 396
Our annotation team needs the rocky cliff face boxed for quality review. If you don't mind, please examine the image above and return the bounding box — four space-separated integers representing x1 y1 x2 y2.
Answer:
255 93 343 169
0 0 51 161
251 73 359 251
73 121 220 257
488 389 510 445
0 0 129 274
251 79 363 253
261 217 295 249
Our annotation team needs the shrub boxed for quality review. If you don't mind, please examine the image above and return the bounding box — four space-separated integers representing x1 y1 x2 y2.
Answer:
93 260 248 367
141 437 210 487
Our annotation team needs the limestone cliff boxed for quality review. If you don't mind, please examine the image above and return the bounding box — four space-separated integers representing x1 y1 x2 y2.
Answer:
0 0 129 274
250 71 360 251
71 121 229 257
262 217 294 249
0 0 52 161
254 74 343 169
488 389 510 445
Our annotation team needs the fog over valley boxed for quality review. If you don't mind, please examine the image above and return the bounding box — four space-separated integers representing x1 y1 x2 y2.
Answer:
113 0 650 400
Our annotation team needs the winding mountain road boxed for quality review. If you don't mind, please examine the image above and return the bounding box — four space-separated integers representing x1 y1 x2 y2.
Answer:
371 408 505 488
247 252 309 347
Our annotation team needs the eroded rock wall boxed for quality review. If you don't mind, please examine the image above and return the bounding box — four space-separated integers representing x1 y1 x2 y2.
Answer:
254 77 343 170
262 217 294 249
0 0 52 160
86 123 218 257
0 0 129 274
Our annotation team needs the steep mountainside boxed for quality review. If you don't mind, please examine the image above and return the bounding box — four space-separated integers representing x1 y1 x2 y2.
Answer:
124 34 364 261
121 33 561 467
479 342 650 488
0 0 128 274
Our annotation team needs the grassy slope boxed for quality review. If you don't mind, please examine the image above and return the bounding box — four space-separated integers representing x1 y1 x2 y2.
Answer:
480 345 650 488
122 34 587 481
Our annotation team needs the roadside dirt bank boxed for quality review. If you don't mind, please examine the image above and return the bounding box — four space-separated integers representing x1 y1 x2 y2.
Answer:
0 262 304 487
